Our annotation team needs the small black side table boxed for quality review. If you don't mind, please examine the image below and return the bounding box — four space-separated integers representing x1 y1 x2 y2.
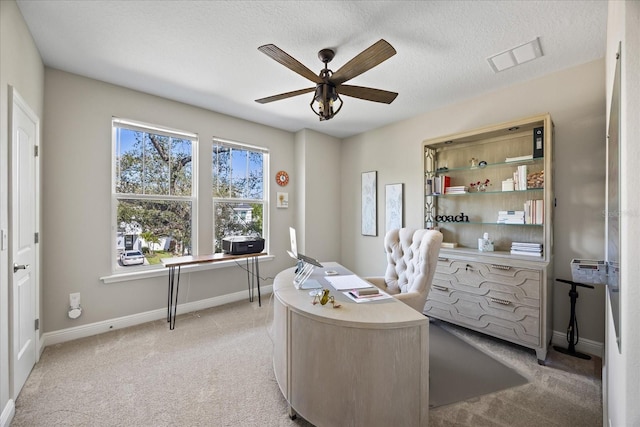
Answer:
553 278 594 360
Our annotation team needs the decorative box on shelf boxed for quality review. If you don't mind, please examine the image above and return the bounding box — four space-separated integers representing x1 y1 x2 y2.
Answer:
502 179 515 192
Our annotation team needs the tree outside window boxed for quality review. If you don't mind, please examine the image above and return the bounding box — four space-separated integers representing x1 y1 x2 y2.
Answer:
113 119 196 268
213 142 267 253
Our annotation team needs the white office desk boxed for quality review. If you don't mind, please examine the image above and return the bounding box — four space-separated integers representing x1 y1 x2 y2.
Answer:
272 262 429 427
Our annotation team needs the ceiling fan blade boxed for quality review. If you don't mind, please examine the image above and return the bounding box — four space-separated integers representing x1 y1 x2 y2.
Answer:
255 87 315 104
330 39 396 85
258 44 323 84
338 85 398 104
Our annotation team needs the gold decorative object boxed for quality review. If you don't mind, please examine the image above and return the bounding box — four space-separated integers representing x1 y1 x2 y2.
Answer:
527 170 544 188
312 289 341 308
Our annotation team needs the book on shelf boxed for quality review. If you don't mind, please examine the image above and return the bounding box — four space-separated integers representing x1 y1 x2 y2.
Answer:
511 246 543 252
445 186 467 194
510 249 543 257
497 200 544 225
511 241 543 248
499 219 525 224
425 178 433 195
524 199 544 224
514 165 528 190
441 242 458 248
535 199 544 224
505 154 533 162
433 175 451 194
510 241 543 256
497 210 525 224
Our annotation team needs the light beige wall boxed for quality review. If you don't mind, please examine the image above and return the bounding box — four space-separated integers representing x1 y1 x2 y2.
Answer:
341 60 607 344
42 69 298 333
293 131 306 252
294 129 341 261
0 0 45 414
605 1 640 425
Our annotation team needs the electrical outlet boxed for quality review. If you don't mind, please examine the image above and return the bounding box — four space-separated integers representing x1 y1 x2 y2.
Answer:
69 292 81 308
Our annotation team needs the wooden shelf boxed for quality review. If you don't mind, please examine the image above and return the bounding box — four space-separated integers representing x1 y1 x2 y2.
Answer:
423 113 554 364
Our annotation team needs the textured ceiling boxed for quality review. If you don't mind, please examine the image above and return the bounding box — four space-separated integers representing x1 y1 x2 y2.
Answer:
16 0 607 139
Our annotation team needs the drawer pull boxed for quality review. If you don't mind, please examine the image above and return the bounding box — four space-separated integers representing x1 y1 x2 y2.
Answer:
433 285 449 292
490 297 512 305
438 257 449 262
491 264 511 271
465 264 475 271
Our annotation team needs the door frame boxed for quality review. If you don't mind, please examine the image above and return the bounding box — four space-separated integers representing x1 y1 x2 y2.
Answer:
8 85 41 398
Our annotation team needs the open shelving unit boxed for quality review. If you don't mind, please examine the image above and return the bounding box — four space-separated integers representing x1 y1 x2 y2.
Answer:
423 113 554 364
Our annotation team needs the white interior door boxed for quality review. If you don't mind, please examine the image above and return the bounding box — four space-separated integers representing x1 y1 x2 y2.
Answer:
10 87 39 398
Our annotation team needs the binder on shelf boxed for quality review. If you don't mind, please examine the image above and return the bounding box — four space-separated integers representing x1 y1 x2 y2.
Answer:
505 154 533 162
433 175 450 194
533 127 544 158
425 178 433 195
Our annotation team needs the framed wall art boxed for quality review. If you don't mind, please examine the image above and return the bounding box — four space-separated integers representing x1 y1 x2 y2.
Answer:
276 192 289 208
385 183 403 233
361 171 377 236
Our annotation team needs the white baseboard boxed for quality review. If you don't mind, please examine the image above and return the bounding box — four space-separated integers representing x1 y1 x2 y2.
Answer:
551 329 603 358
41 286 273 348
41 291 601 358
0 399 15 427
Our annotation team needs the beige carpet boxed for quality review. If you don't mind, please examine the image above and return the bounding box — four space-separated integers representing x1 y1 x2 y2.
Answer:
12 296 602 426
429 321 528 408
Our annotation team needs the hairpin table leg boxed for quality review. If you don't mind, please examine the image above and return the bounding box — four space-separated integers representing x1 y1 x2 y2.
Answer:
167 265 181 330
246 257 253 302
255 255 261 307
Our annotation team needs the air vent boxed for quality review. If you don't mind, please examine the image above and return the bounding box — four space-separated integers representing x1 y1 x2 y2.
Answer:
487 37 543 73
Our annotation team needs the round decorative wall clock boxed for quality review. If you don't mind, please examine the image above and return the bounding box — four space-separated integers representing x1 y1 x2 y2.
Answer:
276 170 289 186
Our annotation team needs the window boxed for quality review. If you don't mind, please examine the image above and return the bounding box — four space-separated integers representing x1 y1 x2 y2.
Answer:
113 118 197 269
212 139 268 253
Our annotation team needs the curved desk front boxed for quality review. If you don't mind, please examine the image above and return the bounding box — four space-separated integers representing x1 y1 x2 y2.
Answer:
272 262 429 427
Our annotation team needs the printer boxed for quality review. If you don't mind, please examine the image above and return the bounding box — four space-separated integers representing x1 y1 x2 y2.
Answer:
222 236 265 255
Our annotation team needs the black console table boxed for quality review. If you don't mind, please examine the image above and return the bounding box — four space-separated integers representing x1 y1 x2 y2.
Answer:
162 252 267 329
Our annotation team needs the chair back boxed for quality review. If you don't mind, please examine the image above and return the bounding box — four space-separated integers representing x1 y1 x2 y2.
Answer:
383 228 442 300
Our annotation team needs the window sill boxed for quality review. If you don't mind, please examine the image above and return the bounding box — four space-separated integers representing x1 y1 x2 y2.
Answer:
100 254 275 284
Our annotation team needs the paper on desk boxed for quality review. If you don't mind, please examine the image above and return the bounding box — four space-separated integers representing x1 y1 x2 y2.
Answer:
343 290 393 303
325 274 375 290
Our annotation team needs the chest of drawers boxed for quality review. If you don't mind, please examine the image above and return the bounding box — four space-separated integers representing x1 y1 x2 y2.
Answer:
424 253 552 364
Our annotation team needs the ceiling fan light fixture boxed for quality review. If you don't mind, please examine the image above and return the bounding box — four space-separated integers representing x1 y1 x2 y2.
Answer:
311 83 342 121
256 40 397 121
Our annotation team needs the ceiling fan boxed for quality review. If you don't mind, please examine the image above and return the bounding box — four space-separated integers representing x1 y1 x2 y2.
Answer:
255 39 398 121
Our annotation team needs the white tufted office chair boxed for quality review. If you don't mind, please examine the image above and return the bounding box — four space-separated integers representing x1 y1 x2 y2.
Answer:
364 228 443 312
